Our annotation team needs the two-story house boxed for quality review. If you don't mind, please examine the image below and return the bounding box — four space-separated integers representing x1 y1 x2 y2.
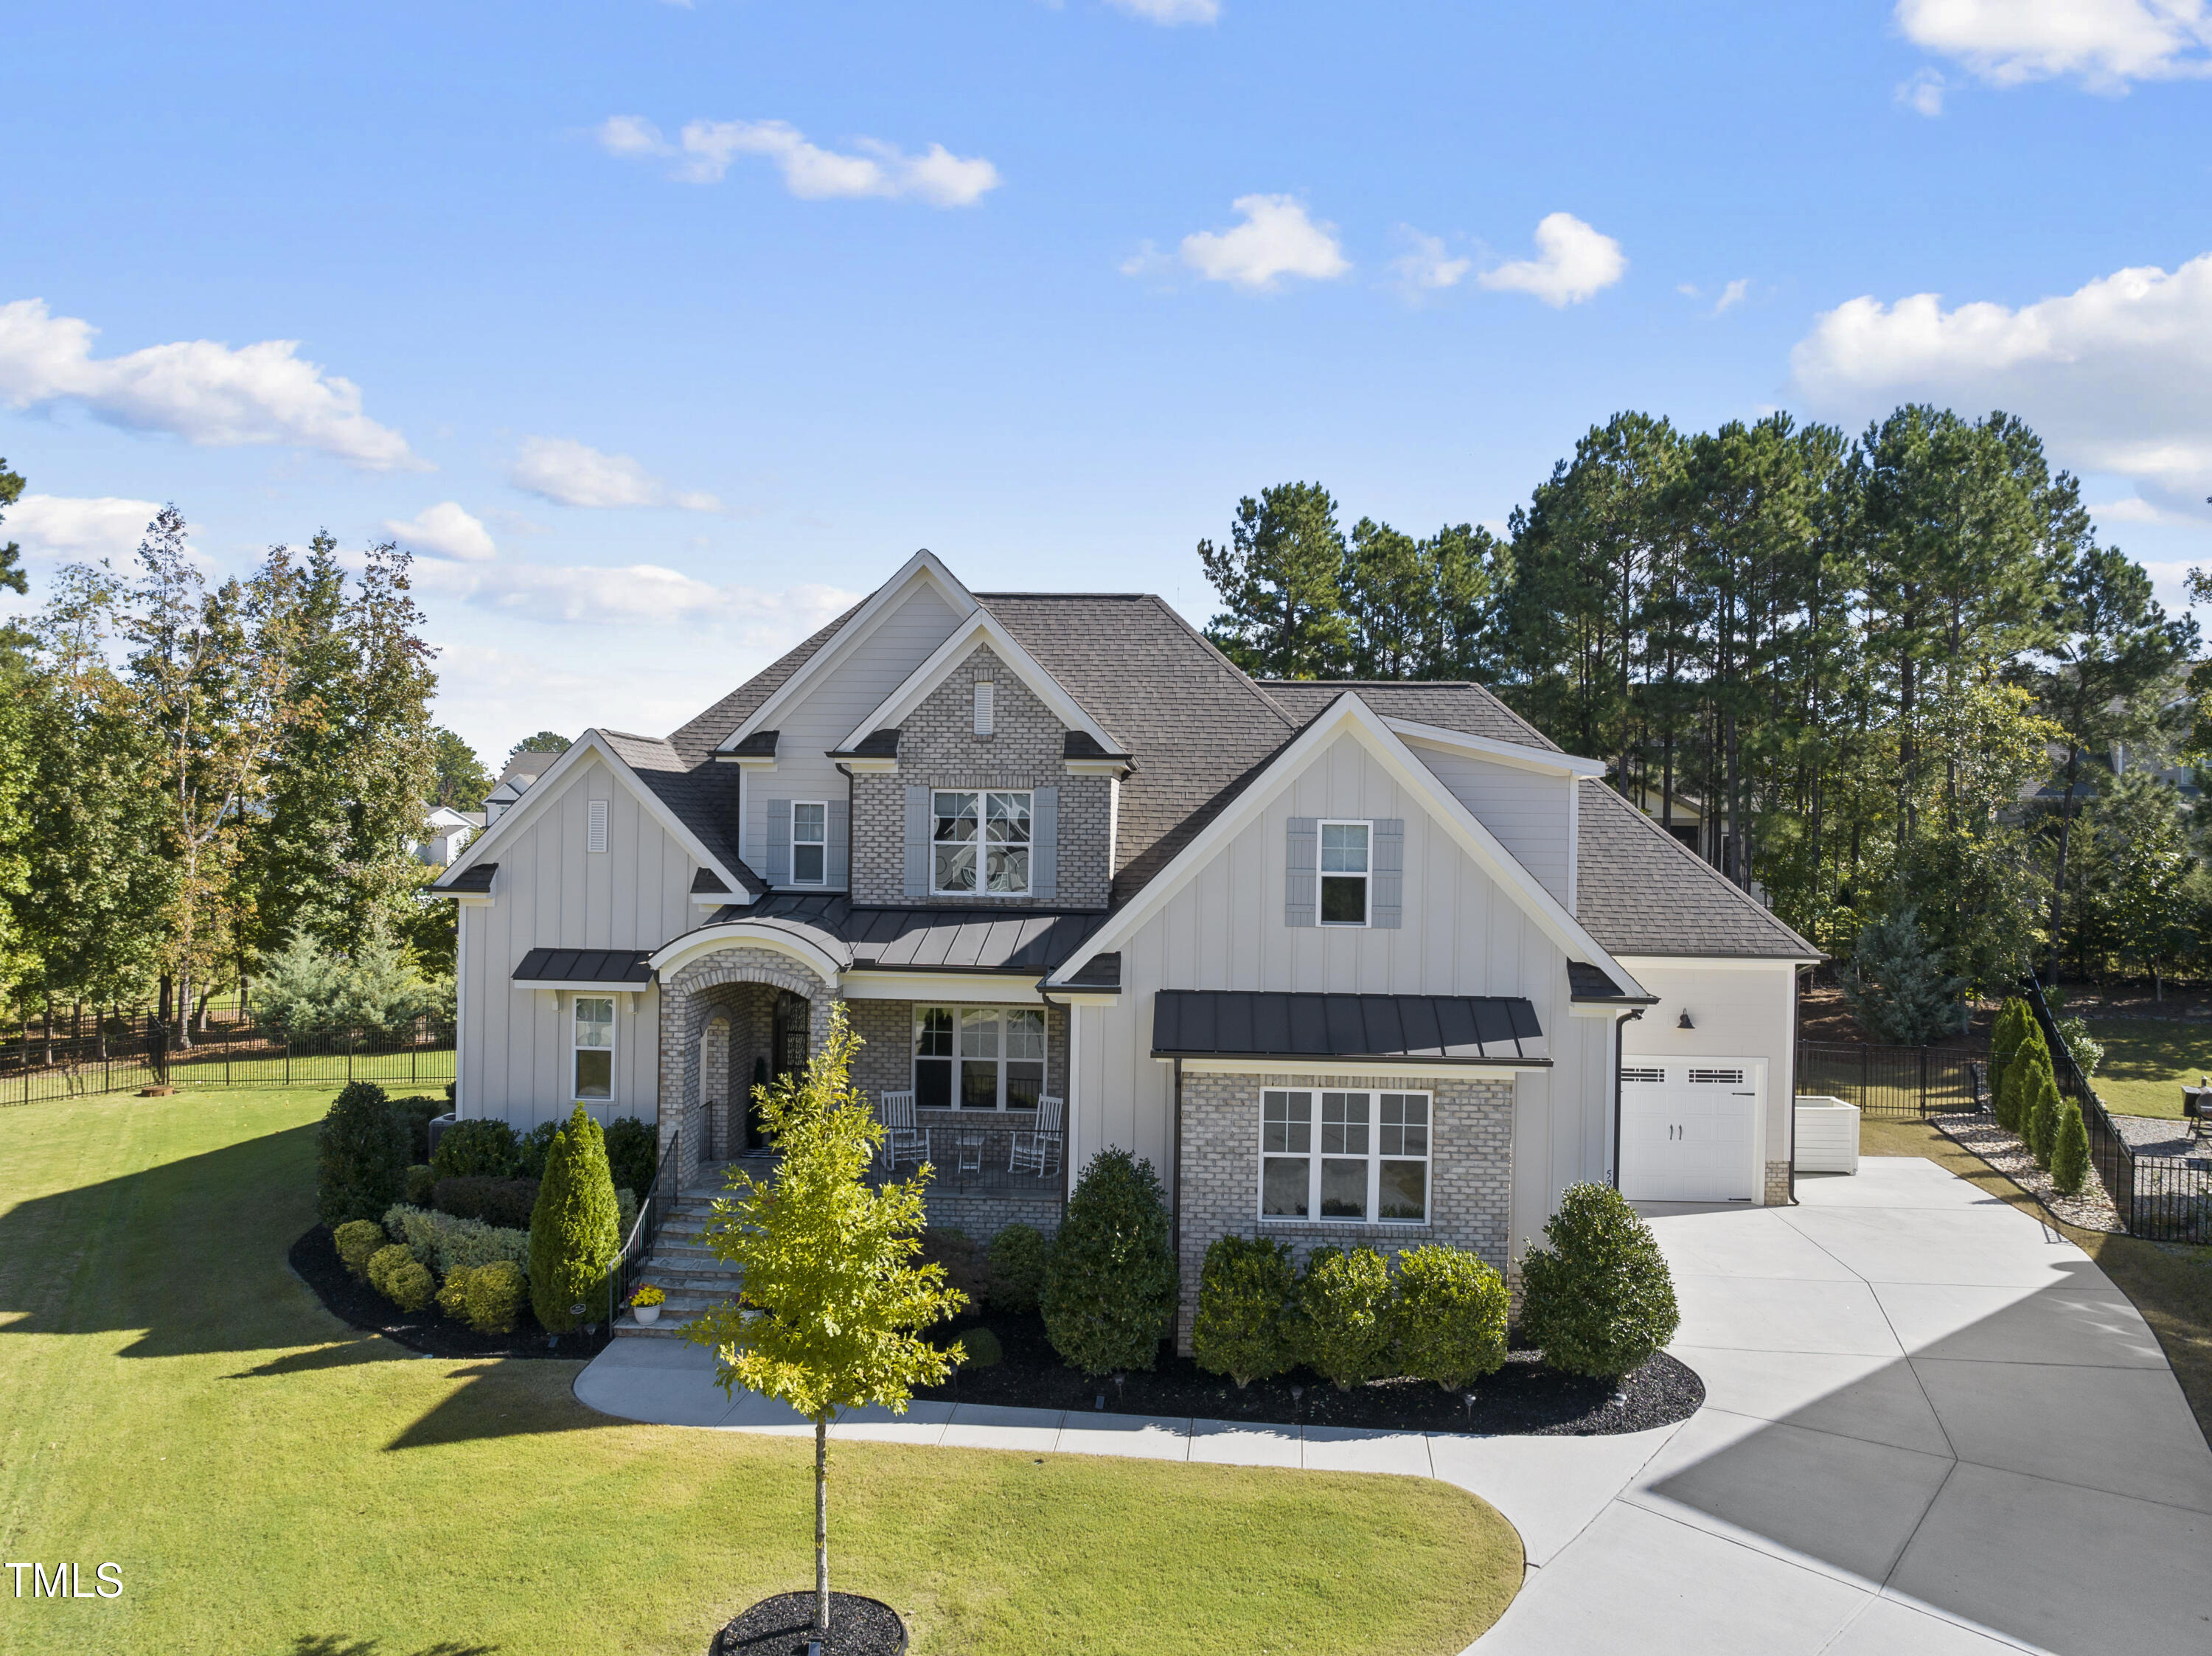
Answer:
431 551 1819 1346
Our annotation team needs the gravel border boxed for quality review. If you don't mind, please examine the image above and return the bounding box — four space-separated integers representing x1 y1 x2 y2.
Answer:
710 1592 907 1656
1929 1114 2121 1232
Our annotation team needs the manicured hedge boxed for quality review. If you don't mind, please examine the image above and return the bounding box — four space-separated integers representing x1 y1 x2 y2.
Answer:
318 1082 408 1227
1192 1234 1295 1388
1520 1183 1679 1379
1393 1244 1509 1391
1292 1247 1397 1391
1041 1149 1177 1377
431 1118 519 1181
987 1224 1051 1314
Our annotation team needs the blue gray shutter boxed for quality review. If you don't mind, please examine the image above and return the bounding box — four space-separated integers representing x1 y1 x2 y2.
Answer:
827 798 850 888
765 799 791 886
1372 818 1405 928
1284 817 1317 927
903 786 929 898
1031 787 1058 900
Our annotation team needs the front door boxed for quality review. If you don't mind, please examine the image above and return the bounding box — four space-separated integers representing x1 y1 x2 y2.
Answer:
1618 1058 1762 1202
748 991 810 1149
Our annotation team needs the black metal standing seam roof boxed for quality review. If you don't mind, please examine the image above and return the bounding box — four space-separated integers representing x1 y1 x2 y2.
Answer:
433 861 496 894
740 894 1109 973
1152 990 1549 1065
513 947 653 985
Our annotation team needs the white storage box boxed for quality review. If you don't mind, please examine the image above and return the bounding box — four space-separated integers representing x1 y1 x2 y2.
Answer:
1795 1095 1860 1175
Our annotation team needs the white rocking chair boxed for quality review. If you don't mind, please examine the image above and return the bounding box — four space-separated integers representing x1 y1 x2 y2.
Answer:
1009 1095 1065 1178
877 1090 927 1171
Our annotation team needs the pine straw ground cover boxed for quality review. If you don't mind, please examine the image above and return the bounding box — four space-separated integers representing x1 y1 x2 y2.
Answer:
0 1087 1521 1656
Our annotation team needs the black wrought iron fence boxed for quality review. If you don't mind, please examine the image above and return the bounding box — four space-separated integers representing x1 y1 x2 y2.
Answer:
1 1015 455 1107
1795 1042 1986 1119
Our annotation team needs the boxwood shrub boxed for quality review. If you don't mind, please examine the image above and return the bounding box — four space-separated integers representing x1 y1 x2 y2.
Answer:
1519 1182 1679 1379
366 1243 434 1312
956 1326 1004 1369
1291 1245 1397 1391
1041 1148 1177 1376
333 1218 389 1279
430 1118 519 1180
317 1082 408 1226
1393 1244 1509 1391
1192 1234 1295 1388
437 1260 529 1335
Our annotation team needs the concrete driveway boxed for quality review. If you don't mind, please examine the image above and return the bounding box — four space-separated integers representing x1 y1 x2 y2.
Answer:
1482 1157 2212 1655
576 1156 2212 1655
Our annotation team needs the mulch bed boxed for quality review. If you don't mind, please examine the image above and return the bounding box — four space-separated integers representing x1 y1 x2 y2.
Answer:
914 1310 1702 1436
711 1593 906 1656
288 1223 611 1360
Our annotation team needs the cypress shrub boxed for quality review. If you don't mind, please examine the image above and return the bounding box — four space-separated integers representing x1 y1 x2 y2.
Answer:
528 1104 623 1333
1989 1000 2028 1110
317 1082 408 1227
333 1218 389 1279
1520 1182 1680 1379
431 1117 520 1180
1998 1022 2050 1133
602 1115 658 1200
2026 1065 2062 1169
1040 1148 1178 1376
2050 1101 2091 1197
986 1223 1051 1313
1394 1244 1509 1391
1192 1234 1295 1388
1291 1247 1397 1391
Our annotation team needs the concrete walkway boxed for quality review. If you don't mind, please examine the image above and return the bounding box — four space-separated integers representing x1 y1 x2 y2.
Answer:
574 1158 2212 1655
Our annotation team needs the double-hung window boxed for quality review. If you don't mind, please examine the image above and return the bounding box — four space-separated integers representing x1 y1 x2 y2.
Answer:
1259 1089 1429 1222
933 790 1031 895
1319 821 1371 925
573 995 614 1102
914 1004 1047 1109
791 801 827 886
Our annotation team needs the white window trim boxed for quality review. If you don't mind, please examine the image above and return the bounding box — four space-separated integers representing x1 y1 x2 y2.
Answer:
912 1003 1048 1111
790 799 830 888
931 788 1034 899
571 992 616 1104
1317 818 1372 928
1257 1088 1431 1224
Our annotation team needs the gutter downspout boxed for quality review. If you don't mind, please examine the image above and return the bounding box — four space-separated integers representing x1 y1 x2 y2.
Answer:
1170 1056 1186 1276
1790 964 1811 1206
1610 1006 1644 1189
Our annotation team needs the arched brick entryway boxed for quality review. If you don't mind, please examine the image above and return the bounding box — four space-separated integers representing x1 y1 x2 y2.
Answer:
657 944 838 1192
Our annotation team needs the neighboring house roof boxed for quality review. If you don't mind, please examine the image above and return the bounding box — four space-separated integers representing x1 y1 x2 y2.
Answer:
496 750 562 787
1575 781 1820 960
1258 681 1560 753
723 894 1107 974
1151 989 1549 1065
512 947 653 986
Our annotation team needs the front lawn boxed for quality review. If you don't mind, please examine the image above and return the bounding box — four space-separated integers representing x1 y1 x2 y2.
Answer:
2080 1017 2212 1119
0 1086 1520 1655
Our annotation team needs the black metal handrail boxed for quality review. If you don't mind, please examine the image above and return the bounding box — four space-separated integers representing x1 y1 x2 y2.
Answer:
611 1125 678 1330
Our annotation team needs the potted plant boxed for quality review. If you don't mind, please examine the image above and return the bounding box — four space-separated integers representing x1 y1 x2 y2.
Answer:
627 1283 666 1326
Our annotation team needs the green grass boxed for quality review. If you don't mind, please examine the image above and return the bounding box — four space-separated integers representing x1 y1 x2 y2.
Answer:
0 1088 1520 1656
2079 1017 2212 1119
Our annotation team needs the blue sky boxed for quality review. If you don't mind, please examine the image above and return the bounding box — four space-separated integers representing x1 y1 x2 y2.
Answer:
4 1 2210 764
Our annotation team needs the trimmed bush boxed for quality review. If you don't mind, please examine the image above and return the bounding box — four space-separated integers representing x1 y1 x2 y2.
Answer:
1192 1234 1295 1388
2051 1100 2091 1197
431 1117 519 1180
986 1223 1051 1314
389 1094 448 1163
1290 1246 1397 1391
333 1219 389 1279
382 1203 530 1276
1989 999 2029 1110
919 1230 991 1307
404 1163 437 1206
528 1104 623 1333
956 1326 1004 1369
317 1082 408 1227
603 1115 657 1200
511 1119 560 1180
2026 1065 2061 1169
1041 1148 1178 1377
1999 1023 2051 1133
1520 1182 1680 1379
366 1242 434 1312
465 1259 528 1335
1394 1244 1509 1391
437 1264 476 1321
434 1175 540 1230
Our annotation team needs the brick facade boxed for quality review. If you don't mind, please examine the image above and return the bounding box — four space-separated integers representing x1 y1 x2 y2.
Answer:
849 641 1114 909
1765 1159 1792 1206
658 947 835 1192
1172 1068 1517 1354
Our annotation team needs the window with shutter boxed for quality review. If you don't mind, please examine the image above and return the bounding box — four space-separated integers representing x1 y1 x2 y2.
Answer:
1284 818 1317 927
1371 818 1404 928
765 799 791 886
902 786 929 898
827 799 850 888
1031 786 1058 900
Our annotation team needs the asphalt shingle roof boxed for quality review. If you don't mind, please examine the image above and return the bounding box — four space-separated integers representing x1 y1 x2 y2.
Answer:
597 729 762 899
1575 780 1820 961
1256 681 1561 752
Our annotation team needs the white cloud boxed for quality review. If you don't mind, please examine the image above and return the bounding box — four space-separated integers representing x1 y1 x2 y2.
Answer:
4 493 161 558
1712 277 1752 316
416 554 858 632
1477 213 1627 307
1898 67 1949 114
0 298 417 470
1106 0 1221 23
509 436 722 512
1178 195 1350 292
1790 250 2212 507
1896 0 2212 91
384 501 496 563
2089 495 2183 524
599 116 1001 207
1388 229 1472 294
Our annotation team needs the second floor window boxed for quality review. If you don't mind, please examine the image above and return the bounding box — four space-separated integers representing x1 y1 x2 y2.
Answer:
1319 820 1371 925
791 801 827 886
933 790 1031 895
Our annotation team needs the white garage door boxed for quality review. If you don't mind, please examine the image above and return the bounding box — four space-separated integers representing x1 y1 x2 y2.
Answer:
1619 1058 1762 1203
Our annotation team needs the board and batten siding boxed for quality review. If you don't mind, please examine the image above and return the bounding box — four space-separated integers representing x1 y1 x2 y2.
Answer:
1405 742 1575 910
740 584 965 883
1068 731 1613 1256
1620 957 1801 1201
458 751 699 1127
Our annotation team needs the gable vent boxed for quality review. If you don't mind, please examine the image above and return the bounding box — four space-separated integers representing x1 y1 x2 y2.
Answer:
1622 1067 1664 1084
587 799 609 855
1688 1068 1745 1085
973 681 995 737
